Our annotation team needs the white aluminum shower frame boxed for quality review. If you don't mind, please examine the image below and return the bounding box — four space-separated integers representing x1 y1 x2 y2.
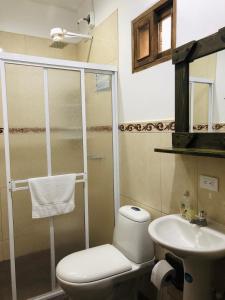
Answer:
0 52 119 300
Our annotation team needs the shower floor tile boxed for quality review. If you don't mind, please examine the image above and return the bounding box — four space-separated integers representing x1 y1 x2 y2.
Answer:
0 250 69 300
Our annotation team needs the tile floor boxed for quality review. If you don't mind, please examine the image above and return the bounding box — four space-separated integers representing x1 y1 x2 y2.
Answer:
0 250 69 300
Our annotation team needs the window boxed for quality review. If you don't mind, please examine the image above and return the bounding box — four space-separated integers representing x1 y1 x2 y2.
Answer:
132 0 176 73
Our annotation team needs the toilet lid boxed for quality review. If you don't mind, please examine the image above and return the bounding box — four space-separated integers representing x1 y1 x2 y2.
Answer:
56 244 132 283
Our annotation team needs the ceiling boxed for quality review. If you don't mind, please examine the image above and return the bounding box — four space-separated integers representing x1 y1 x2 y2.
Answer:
30 0 84 12
0 0 91 39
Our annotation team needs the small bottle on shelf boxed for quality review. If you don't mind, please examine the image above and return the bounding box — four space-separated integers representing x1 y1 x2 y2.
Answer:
180 190 190 219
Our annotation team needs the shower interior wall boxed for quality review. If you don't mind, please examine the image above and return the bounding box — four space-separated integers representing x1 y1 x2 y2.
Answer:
0 10 118 262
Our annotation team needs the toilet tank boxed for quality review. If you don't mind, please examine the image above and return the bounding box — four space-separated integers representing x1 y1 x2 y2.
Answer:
113 205 154 264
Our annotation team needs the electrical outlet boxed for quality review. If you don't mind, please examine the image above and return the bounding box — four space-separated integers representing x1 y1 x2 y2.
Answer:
200 175 218 192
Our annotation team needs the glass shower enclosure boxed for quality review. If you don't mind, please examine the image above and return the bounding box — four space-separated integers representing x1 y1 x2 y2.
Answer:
0 53 119 300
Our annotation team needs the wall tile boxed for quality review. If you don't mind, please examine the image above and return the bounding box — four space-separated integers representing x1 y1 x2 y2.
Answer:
160 153 198 214
120 129 225 227
77 10 118 65
0 188 9 241
88 132 114 247
85 72 113 127
2 240 9 260
120 132 162 212
0 31 26 54
121 195 162 220
92 10 118 44
0 136 6 188
197 157 225 226
24 35 77 60
0 241 4 261
88 38 117 64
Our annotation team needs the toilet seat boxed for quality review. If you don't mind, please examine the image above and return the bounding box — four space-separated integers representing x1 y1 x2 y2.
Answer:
56 244 132 284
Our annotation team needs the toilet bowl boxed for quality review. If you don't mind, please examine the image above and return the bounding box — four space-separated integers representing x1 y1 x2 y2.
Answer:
56 205 155 300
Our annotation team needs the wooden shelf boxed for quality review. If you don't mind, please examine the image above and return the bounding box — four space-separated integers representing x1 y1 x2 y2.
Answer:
155 147 225 158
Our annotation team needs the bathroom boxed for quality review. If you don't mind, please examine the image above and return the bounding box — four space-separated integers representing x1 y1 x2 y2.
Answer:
0 0 225 299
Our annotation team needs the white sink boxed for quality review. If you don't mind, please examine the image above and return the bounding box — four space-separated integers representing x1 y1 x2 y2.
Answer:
148 214 225 259
148 214 225 300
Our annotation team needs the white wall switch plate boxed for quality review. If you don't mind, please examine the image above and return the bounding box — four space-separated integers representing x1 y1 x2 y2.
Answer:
200 175 219 192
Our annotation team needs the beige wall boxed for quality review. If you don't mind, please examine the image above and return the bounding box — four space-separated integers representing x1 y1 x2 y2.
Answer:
120 127 225 298
120 129 225 224
0 31 77 60
76 10 118 65
0 10 118 261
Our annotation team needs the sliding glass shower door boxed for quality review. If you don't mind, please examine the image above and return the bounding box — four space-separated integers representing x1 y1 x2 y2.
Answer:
3 64 86 299
47 69 85 264
85 73 115 247
6 64 52 299
0 53 118 300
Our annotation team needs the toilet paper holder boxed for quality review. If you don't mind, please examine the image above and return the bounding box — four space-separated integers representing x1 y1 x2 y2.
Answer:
151 253 184 291
165 253 184 291
151 259 176 290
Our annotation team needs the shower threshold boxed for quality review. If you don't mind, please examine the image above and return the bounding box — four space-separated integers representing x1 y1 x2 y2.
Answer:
27 288 66 300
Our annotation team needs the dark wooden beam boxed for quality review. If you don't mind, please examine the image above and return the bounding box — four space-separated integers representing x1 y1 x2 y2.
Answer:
155 147 225 158
172 41 196 64
175 62 189 132
173 133 225 150
188 27 225 61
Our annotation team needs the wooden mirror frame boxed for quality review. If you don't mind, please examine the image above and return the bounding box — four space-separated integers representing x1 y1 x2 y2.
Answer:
172 27 225 150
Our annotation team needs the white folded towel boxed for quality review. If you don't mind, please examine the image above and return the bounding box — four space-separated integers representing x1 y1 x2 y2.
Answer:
28 174 77 219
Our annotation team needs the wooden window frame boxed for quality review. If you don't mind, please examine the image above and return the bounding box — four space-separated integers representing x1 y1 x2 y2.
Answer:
132 0 176 73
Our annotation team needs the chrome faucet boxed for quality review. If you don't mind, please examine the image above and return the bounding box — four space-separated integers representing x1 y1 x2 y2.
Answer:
190 210 208 227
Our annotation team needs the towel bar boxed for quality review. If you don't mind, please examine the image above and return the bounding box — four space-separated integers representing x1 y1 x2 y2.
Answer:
9 172 87 192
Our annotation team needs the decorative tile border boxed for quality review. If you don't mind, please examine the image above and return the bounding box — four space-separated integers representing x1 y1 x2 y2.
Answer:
193 123 225 132
119 121 225 133
8 127 45 134
193 124 208 131
212 123 225 132
119 121 175 132
0 122 225 135
0 126 112 134
88 125 112 132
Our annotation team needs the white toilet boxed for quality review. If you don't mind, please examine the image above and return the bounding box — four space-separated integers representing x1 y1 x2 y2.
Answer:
56 205 155 300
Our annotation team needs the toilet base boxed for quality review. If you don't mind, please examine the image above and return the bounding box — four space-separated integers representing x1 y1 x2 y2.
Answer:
60 280 113 300
63 273 152 300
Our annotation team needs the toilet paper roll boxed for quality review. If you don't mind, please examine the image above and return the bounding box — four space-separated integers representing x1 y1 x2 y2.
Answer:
151 260 175 290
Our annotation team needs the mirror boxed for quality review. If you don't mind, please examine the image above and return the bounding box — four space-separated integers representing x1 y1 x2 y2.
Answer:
173 27 225 151
189 50 225 132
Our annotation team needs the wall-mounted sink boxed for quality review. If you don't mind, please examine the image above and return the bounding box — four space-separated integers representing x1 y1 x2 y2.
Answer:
148 214 225 259
148 214 225 300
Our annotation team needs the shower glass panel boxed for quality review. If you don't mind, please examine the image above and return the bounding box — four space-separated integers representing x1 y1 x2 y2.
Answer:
0 77 12 300
0 52 118 300
5 64 51 299
47 69 85 264
85 73 114 247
